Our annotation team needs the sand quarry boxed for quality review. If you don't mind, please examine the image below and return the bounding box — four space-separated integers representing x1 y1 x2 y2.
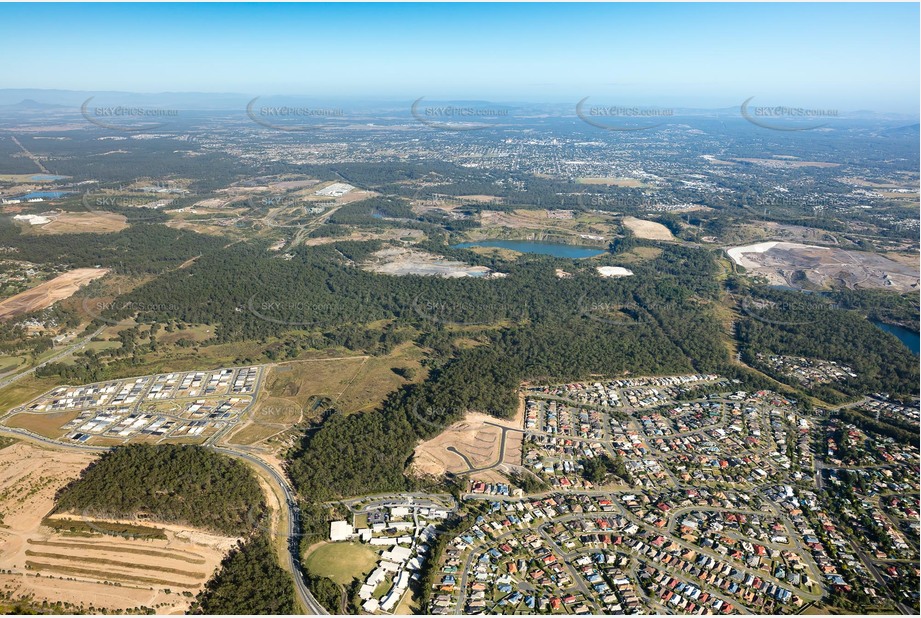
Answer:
726 241 919 292
0 441 236 613
363 246 492 278
412 402 524 479
0 267 109 321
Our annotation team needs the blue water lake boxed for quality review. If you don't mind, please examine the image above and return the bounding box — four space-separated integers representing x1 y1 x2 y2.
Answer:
20 191 69 199
872 321 920 355
453 240 604 259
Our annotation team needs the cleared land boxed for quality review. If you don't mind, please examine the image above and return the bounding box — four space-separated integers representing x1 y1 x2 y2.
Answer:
34 212 127 234
332 343 426 415
262 356 369 410
304 227 424 246
476 209 616 240
3 409 81 439
622 216 674 241
726 241 920 292
731 158 840 169
0 267 109 320
0 442 234 613
363 246 492 278
721 221 841 247
411 411 521 478
227 344 427 447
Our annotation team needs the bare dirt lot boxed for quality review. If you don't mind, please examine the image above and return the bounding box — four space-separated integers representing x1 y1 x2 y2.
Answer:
731 158 840 169
0 267 109 320
622 216 674 241
3 409 81 440
0 441 233 614
411 414 504 477
726 241 920 292
363 246 492 278
411 405 523 478
304 227 424 246
36 211 128 234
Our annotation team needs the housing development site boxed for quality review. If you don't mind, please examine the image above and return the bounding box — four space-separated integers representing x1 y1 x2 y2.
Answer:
1 368 917 615
1 366 261 445
414 375 919 615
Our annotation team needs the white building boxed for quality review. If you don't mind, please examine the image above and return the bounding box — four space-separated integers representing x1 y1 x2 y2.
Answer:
329 520 354 541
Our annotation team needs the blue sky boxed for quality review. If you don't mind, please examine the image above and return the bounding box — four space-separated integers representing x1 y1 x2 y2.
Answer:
1 2 918 113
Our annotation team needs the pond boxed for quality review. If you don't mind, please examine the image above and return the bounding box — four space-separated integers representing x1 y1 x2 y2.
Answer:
872 321 920 355
453 240 604 259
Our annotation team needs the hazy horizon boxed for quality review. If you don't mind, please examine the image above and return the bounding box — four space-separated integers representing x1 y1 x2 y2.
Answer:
1 2 918 115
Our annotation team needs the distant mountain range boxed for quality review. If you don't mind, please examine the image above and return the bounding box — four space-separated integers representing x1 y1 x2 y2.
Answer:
0 89 916 122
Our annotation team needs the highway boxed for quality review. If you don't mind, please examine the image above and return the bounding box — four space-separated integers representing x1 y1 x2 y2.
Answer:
0 326 106 390
212 447 329 615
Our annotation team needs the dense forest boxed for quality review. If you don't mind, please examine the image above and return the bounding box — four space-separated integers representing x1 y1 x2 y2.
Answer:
54 444 266 536
737 287 919 402
191 534 297 615
0 218 227 275
286 243 730 501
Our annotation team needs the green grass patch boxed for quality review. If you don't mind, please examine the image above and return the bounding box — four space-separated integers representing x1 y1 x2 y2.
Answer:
303 541 379 586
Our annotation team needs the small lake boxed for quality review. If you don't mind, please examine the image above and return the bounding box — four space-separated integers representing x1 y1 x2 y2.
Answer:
454 240 604 259
872 321 920 355
20 191 69 199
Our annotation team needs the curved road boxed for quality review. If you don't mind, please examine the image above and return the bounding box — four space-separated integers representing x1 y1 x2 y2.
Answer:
211 447 328 615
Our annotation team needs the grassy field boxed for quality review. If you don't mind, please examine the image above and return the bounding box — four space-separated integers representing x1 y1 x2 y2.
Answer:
0 376 63 413
223 423 279 446
157 323 214 345
333 343 427 414
264 356 367 410
0 355 26 375
303 541 379 586
3 410 80 439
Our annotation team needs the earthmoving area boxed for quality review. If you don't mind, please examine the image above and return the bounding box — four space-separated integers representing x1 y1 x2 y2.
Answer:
726 241 920 292
363 246 493 278
0 267 109 320
411 409 524 479
0 441 234 613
